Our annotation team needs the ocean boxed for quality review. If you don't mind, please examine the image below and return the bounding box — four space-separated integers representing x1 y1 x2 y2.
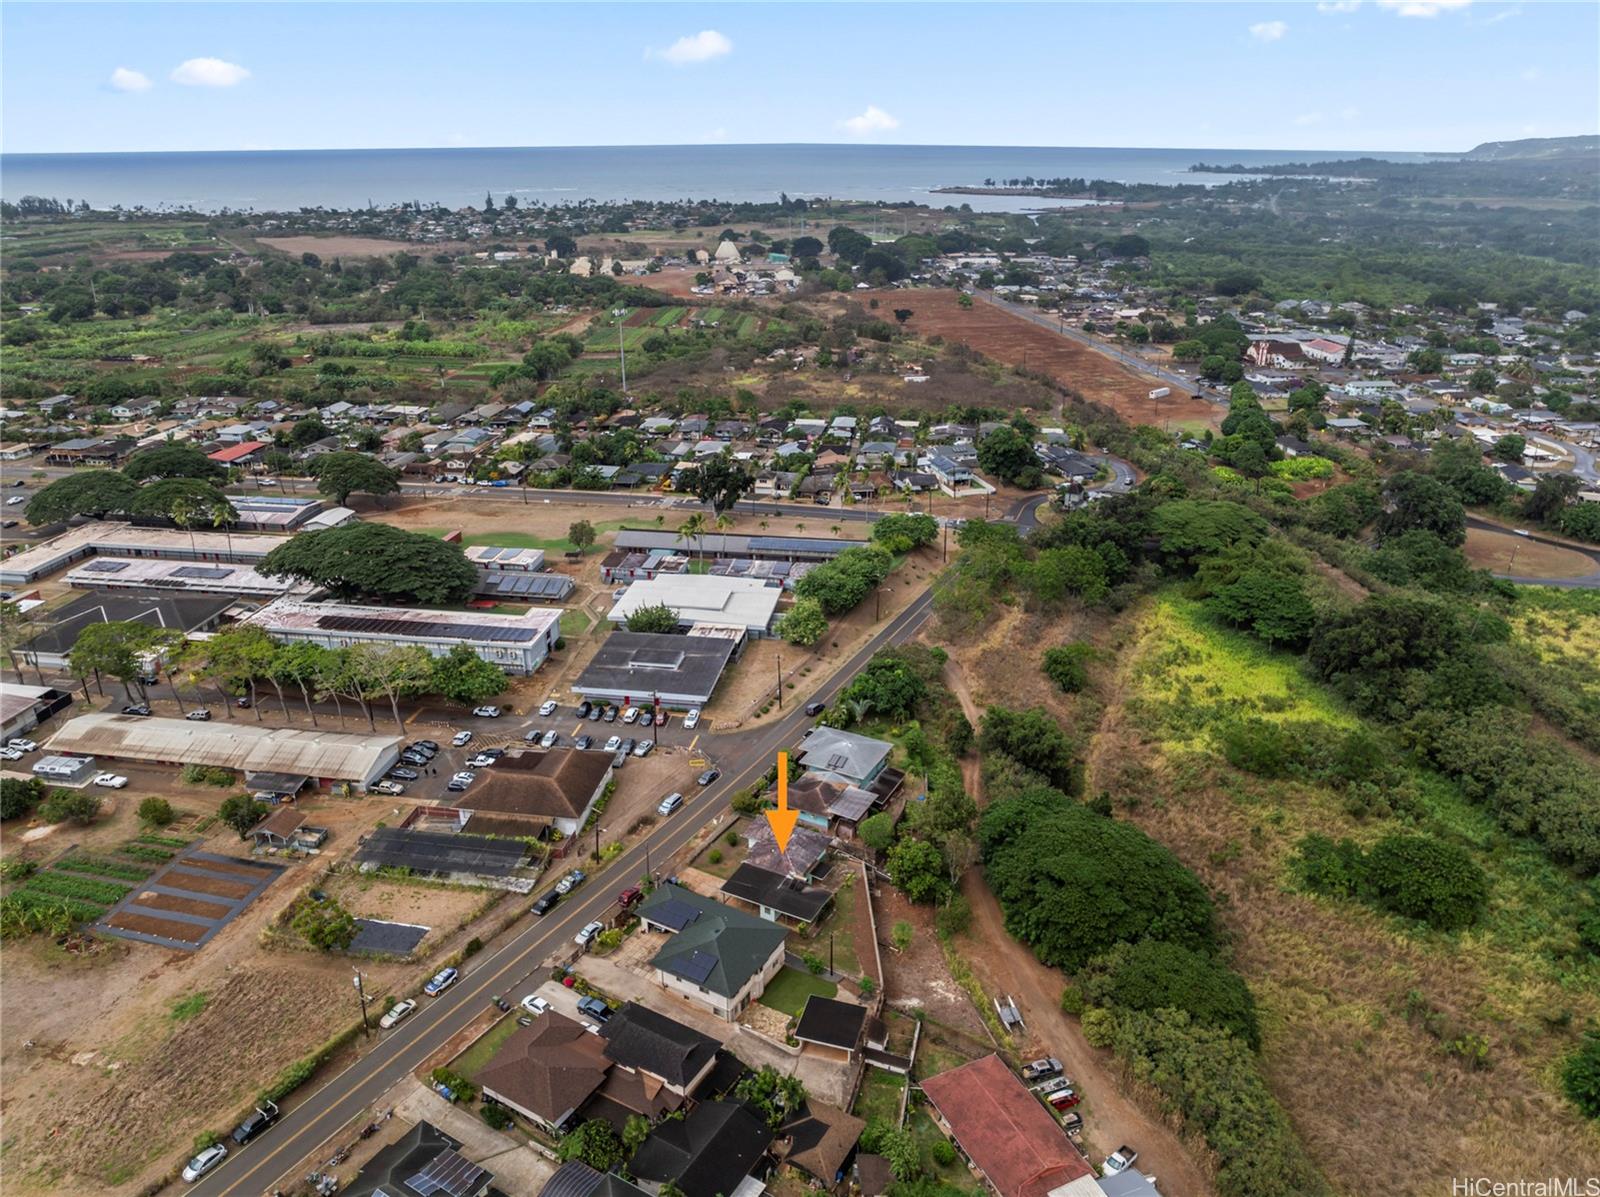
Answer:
0 143 1424 214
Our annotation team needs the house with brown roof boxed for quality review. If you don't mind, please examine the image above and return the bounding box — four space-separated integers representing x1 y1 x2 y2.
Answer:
476 1013 610 1133
454 749 613 838
919 1054 1099 1197
776 1101 865 1193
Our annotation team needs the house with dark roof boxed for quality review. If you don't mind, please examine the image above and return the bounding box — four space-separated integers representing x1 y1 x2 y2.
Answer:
919 1054 1098 1197
776 1102 865 1192
792 996 868 1064
343 1120 494 1197
536 1161 650 1197
476 1012 610 1133
600 1002 719 1097
635 885 788 1020
628 1100 774 1197
455 749 613 838
719 863 832 927
743 818 829 879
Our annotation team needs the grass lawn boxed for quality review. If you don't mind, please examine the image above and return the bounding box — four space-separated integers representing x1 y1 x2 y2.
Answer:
560 607 594 635
453 1013 522 1082
757 966 836 1017
793 878 861 978
907 1107 969 1183
851 1067 906 1125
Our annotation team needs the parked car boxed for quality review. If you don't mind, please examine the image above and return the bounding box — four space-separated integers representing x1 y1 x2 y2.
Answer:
472 705 502 718
541 729 559 749
577 995 612 1021
121 703 152 717
0 747 22 762
415 739 440 753
620 737 637 755
637 709 654 727
388 766 421 782
446 771 476 792
184 709 213 722
554 869 586 895
539 700 559 717
574 734 593 751
467 753 496 769
530 891 560 916
1103 1146 1138 1175
520 994 550 1016
576 701 593 718
523 728 543 742
587 705 603 722
423 967 459 996
181 1143 228 1183
697 767 721 786
92 773 129 789
400 751 431 767
611 750 628 769
804 700 827 717
683 708 701 729
5 738 37 753
371 780 406 796
230 1101 279 1145
603 735 622 753
4 495 23 506
452 730 473 747
491 995 511 1013
1021 1057 1063 1082
574 920 604 948
657 792 684 816
236 696 252 709
379 998 416 1029
603 705 619 723
622 706 639 724
633 739 655 758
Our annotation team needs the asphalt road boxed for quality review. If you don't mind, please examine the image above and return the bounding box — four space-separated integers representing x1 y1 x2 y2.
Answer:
1465 514 1600 589
187 581 940 1197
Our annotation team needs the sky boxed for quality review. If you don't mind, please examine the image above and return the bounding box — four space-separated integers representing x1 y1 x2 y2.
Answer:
2 1 1596 155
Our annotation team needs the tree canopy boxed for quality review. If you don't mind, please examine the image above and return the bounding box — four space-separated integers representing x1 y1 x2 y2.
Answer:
677 454 754 516
308 452 402 505
258 522 478 604
25 470 138 524
976 425 1043 488
123 442 226 483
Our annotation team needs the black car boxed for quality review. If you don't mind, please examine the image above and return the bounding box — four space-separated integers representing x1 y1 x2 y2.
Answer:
603 706 619 723
387 766 420 781
620 737 637 755
574 734 593 751
587 706 603 721
230 1101 280 1145
697 767 721 785
121 703 152 717
576 701 593 718
611 750 628 769
408 741 438 758
804 701 827 716
415 739 440 753
531 891 560 916
400 751 430 767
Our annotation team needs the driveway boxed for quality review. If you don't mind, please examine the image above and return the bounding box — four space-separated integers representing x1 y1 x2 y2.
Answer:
390 1078 556 1194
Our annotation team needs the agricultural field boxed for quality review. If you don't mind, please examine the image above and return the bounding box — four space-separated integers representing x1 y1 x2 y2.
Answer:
1088 592 1600 1192
2 218 226 265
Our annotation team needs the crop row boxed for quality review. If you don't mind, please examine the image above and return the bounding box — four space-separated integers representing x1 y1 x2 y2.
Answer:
53 855 156 882
21 872 134 905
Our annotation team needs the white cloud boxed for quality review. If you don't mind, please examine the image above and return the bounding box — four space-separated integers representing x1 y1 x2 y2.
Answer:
837 105 901 137
1316 1 1361 12
1249 20 1289 41
109 67 151 92
649 30 733 65
169 57 250 87
1376 0 1470 16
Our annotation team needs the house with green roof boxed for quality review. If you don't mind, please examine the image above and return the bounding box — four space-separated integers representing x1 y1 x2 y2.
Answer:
636 884 788 1021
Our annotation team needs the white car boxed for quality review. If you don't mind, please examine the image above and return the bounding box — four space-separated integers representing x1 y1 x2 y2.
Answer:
541 729 558 749
5 496 24 506
472 705 502 718
92 773 129 789
452 730 473 747
603 735 622 753
657 792 684 816
0 747 23 762
1104 1146 1138 1176
423 967 459 996
181 1143 227 1182
467 753 496 768
621 706 639 724
379 998 416 1029
4 739 36 753
683 708 701 730
574 920 604 948
520 994 550 1016
538 700 558 717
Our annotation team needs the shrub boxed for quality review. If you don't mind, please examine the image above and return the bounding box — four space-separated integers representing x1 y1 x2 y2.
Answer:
725 830 738 846
1216 718 1298 777
858 811 897 853
37 789 102 826
1041 643 1095 693
1082 940 1260 1049
464 936 484 957
0 777 43 821
802 951 827 975
137 797 175 826
181 764 236 787
1562 1033 1600 1119
931 1138 958 1166
480 1102 513 1131
891 920 914 951
430 1066 478 1103
708 849 723 865
218 794 269 837
1291 834 1366 899
935 894 971 938
1363 834 1488 931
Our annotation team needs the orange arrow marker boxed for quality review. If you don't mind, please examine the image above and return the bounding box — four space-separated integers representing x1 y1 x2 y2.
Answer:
766 751 799 856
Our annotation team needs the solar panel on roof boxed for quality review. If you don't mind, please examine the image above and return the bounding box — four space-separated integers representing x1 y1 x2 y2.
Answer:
314 613 539 643
674 949 718 985
355 828 525 877
404 1149 490 1197
172 566 232 580
647 898 702 931
826 753 848 769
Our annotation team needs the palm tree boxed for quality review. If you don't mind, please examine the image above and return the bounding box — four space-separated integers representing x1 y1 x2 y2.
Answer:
677 513 708 559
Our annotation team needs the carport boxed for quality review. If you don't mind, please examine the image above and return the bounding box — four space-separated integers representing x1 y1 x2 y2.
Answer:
245 771 310 801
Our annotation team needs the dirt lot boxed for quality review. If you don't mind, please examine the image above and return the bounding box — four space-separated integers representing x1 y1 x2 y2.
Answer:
323 872 496 951
258 235 446 259
901 287 1221 431
1464 525 1599 579
628 267 704 299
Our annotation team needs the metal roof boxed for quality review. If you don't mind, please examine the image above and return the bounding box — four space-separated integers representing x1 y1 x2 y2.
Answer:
355 827 526 877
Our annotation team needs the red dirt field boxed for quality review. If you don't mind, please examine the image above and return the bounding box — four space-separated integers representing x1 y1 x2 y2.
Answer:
628 267 706 299
903 288 1221 431
104 911 208 942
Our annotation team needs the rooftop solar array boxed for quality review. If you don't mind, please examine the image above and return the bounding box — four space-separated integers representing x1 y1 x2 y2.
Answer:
673 948 719 985
355 827 527 877
316 613 539 643
405 1149 490 1197
646 897 702 932
172 566 232 580
477 573 575 599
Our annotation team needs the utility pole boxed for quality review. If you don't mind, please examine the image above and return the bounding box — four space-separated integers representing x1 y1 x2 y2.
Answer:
593 822 601 863
353 969 372 1038
943 522 949 562
775 651 783 710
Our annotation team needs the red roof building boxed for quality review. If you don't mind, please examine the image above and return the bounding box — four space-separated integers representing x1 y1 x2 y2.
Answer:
207 441 270 464
919 1054 1096 1197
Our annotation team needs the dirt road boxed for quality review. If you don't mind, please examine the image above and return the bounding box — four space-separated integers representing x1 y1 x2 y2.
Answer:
940 659 1219 1197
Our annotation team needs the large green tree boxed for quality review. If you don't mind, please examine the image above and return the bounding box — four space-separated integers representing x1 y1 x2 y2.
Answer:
677 454 755 516
308 452 401 506
428 644 507 705
25 470 137 524
123 442 226 483
128 478 236 524
625 602 680 634
258 523 477 604
976 426 1043 488
1377 472 1466 547
1082 940 1260 1049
